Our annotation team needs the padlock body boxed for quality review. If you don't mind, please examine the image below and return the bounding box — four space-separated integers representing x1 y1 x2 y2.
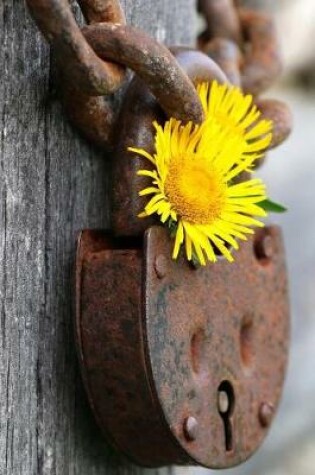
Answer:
76 226 289 468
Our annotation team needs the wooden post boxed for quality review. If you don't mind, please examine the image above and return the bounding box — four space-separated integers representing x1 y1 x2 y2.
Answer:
0 0 196 473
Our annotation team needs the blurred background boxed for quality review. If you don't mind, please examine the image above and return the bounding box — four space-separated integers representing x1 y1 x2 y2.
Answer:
178 1 315 474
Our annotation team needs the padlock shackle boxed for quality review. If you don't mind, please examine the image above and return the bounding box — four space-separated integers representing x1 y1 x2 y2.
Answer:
112 48 228 238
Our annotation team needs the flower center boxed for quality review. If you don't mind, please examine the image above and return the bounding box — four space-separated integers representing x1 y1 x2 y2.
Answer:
165 159 227 224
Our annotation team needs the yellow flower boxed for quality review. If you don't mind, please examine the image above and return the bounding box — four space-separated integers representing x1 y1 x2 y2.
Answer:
129 81 273 265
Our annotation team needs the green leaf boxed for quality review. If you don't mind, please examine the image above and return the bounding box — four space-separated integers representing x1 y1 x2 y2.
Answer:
167 218 178 238
191 251 201 269
258 198 287 213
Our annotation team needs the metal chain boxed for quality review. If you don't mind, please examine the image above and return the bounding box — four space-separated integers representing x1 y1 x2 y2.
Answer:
26 0 206 146
26 0 126 95
26 0 292 148
197 0 292 149
198 0 281 95
26 0 204 120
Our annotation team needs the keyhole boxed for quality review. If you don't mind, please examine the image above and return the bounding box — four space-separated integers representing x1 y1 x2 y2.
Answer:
217 381 235 452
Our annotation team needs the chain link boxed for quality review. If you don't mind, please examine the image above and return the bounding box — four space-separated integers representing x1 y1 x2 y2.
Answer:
27 0 126 95
198 0 282 95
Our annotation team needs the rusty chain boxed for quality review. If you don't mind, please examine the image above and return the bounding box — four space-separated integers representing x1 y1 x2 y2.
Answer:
26 0 292 148
197 0 292 150
27 0 126 95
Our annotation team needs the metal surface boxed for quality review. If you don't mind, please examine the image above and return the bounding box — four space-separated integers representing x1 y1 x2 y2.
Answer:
198 0 242 45
26 0 128 146
258 402 275 428
82 24 204 123
26 0 205 147
198 1 282 95
240 8 282 96
26 0 126 95
256 99 293 150
26 0 292 150
75 230 188 467
76 225 290 468
77 0 125 24
198 0 292 150
200 38 242 86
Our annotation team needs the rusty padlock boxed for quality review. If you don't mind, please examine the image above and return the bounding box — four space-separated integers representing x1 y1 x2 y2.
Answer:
75 49 290 468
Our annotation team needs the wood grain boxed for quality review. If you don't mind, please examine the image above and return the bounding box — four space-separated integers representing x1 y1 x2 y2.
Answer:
0 1 196 473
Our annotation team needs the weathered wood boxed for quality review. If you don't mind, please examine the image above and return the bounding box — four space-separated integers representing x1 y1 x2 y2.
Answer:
0 1 196 473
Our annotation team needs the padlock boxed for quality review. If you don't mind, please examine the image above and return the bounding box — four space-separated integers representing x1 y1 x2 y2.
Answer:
76 225 289 468
75 49 290 468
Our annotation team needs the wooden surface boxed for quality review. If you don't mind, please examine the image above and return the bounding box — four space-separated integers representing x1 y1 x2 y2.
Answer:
0 1 195 473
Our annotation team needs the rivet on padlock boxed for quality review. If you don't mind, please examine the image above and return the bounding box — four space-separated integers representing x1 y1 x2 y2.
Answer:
75 49 290 469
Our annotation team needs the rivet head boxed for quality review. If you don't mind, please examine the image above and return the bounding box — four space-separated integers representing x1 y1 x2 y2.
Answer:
154 254 168 279
259 402 274 428
183 416 198 441
255 234 274 261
